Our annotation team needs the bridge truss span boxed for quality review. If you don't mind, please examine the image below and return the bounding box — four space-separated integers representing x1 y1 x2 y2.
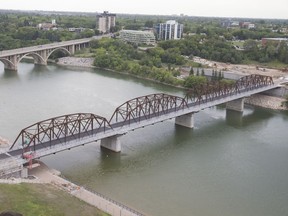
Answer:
109 93 188 126
236 74 274 90
2 74 279 163
185 74 274 104
10 113 112 154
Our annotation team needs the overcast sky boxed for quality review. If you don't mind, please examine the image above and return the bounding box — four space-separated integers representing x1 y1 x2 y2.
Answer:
1 0 287 19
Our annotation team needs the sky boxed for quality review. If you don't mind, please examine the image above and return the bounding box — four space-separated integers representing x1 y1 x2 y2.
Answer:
0 0 288 19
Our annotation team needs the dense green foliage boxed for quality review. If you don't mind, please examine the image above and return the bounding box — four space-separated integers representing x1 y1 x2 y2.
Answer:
157 33 288 65
91 38 184 86
1 10 287 66
0 10 287 87
0 12 96 50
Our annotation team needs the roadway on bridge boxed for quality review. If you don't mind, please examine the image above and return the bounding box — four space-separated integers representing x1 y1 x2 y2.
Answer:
0 81 281 164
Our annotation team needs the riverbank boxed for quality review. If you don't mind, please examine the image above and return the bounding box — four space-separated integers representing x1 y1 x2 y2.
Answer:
0 161 145 216
245 94 288 111
57 56 288 111
57 57 95 68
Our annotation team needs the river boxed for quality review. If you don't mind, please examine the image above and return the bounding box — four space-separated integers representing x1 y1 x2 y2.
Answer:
1 62 288 216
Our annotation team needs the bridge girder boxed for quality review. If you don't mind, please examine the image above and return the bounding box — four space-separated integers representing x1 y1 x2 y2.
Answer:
109 93 188 126
185 74 274 104
10 113 112 154
7 74 275 158
236 74 274 89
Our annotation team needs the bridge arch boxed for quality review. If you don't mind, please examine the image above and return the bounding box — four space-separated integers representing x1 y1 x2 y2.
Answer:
18 52 46 66
46 47 72 61
10 113 112 153
0 58 15 70
109 93 188 126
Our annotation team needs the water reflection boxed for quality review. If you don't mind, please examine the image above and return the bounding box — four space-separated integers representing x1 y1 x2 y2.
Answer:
225 106 274 128
1 70 19 79
1 62 288 216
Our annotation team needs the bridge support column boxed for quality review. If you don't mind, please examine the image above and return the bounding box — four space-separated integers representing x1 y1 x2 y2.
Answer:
4 55 18 71
21 167 28 178
175 113 194 128
226 98 245 112
4 65 17 71
100 135 121 152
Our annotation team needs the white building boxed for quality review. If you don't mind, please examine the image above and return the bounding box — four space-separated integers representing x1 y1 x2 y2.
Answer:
119 30 156 45
97 11 116 33
155 20 183 40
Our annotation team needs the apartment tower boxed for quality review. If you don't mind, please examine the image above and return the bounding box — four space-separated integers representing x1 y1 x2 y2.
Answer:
97 11 116 33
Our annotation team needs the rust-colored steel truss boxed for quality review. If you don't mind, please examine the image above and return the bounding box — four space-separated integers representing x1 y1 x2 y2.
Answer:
109 93 187 126
235 74 274 90
185 74 274 104
9 74 274 157
10 113 111 152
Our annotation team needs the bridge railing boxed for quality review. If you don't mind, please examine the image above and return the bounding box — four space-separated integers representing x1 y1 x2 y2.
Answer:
9 113 113 153
6 74 276 159
109 93 188 127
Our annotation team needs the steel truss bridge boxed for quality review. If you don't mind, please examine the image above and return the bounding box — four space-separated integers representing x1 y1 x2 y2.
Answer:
0 74 284 176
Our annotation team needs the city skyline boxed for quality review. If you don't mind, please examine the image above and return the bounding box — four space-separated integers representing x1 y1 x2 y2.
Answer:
1 0 288 19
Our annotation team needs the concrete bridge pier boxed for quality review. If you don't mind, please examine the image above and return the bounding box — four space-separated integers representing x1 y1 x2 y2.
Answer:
226 98 245 112
175 113 194 128
3 55 18 71
4 65 17 71
100 135 122 152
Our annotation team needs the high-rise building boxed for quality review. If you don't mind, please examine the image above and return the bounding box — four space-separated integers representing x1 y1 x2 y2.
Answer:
155 20 183 40
97 11 116 33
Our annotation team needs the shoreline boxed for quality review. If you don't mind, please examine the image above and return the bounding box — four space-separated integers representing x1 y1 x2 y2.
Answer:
57 56 288 111
0 161 145 216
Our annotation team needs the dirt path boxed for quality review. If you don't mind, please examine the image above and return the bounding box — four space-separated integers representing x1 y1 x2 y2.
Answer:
193 56 288 79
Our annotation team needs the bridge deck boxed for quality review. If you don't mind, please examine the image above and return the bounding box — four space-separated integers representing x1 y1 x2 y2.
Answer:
0 82 281 166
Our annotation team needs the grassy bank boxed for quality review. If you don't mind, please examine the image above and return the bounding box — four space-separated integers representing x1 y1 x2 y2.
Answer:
0 183 110 216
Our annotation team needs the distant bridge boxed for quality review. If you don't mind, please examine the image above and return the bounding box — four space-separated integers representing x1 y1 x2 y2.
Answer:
0 74 285 177
0 35 106 71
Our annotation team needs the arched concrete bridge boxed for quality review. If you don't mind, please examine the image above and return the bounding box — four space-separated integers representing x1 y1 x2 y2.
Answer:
0 74 285 177
0 35 106 71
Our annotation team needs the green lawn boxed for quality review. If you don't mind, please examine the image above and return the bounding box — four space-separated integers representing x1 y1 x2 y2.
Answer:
0 183 110 216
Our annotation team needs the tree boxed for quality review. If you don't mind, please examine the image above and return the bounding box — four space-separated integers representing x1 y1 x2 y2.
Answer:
189 67 194 76
278 41 288 64
243 39 258 51
201 68 205 76
196 68 200 76
184 75 207 88
144 20 154 28
93 48 110 68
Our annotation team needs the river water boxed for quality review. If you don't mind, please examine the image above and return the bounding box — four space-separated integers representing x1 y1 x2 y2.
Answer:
1 62 288 216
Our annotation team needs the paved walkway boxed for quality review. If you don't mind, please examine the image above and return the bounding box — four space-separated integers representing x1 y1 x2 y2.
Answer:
1 162 145 216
